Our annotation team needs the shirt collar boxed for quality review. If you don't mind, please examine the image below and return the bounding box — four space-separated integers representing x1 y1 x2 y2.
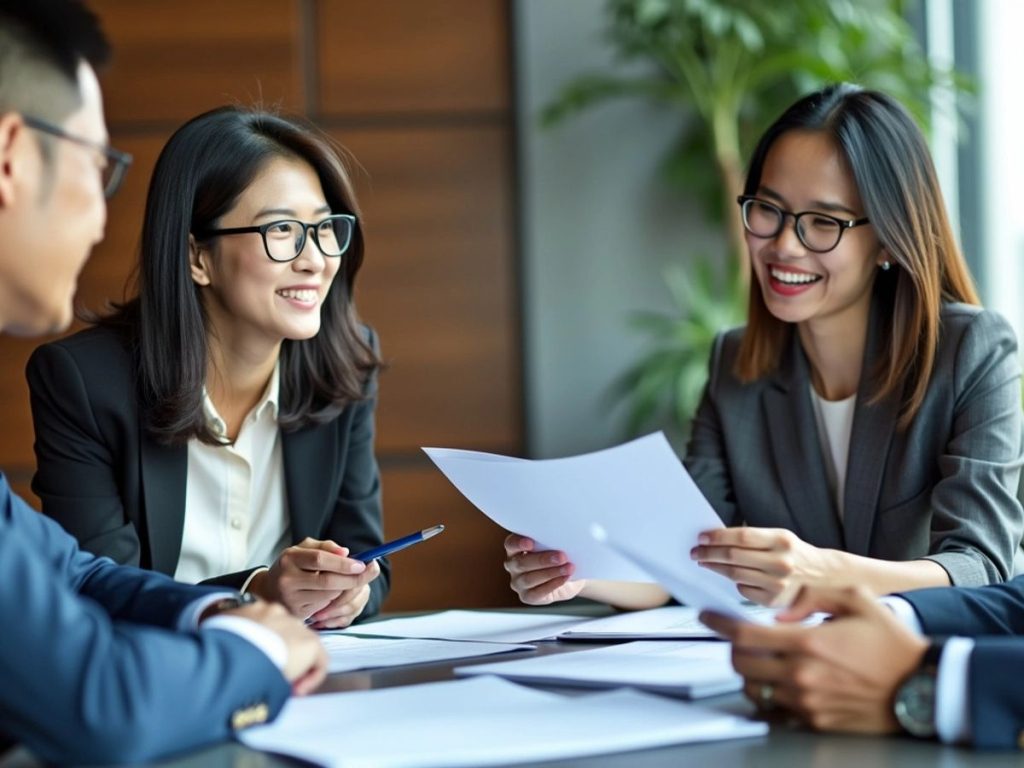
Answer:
202 361 281 438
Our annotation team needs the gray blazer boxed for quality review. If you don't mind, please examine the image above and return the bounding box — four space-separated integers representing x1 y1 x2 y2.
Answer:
685 300 1024 586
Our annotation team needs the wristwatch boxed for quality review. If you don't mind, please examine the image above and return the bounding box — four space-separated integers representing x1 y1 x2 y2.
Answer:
200 591 259 622
893 639 946 738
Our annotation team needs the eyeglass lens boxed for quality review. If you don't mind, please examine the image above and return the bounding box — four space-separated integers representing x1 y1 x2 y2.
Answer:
741 199 843 252
264 217 353 261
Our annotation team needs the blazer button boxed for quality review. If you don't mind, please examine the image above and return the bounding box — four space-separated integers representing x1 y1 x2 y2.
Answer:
230 702 270 731
1017 729 1024 750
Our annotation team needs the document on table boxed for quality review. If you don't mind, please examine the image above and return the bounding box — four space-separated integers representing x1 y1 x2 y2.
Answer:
424 432 749 619
319 634 532 673
238 676 767 768
341 609 593 644
559 605 774 640
455 641 742 698
558 604 826 640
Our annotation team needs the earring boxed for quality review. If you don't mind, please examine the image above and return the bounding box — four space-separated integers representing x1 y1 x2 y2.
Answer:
880 260 892 271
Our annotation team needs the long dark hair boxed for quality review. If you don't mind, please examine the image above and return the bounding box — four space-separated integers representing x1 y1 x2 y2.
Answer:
734 83 978 428
105 106 381 445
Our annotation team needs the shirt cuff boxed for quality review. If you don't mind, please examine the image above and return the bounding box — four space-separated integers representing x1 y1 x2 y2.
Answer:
202 614 289 672
241 566 270 595
878 596 924 635
178 591 237 631
935 637 974 745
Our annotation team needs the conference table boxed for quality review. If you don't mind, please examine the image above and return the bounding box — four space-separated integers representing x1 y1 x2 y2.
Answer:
2 607 1020 768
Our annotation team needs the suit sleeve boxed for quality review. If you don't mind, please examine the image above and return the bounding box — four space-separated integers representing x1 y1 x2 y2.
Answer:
0 477 290 765
899 575 1024 637
900 578 1024 748
966 638 1024 749
921 310 1024 585
27 341 143 566
683 332 740 525
323 327 389 620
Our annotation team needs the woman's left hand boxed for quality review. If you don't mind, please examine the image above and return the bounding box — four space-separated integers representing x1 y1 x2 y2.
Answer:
305 559 381 629
690 527 840 607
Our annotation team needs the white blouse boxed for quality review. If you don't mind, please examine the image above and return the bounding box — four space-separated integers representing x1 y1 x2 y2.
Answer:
174 364 291 584
809 384 857 520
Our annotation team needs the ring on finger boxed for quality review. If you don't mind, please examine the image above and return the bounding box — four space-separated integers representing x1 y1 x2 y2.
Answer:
758 682 776 711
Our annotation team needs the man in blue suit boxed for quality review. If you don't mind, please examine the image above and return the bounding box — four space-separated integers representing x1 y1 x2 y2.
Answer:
703 578 1024 749
0 1 327 763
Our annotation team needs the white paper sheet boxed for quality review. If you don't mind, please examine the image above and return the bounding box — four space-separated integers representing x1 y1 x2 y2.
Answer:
341 609 594 644
456 641 742 698
424 433 747 617
238 676 767 768
559 605 775 640
319 634 532 673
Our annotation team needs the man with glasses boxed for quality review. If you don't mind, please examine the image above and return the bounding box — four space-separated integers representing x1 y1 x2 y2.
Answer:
0 1 326 763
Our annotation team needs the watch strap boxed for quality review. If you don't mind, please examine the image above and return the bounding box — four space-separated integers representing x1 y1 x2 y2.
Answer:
921 638 947 671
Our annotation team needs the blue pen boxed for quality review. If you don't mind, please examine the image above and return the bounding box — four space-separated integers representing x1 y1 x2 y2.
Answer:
304 525 446 626
352 524 445 563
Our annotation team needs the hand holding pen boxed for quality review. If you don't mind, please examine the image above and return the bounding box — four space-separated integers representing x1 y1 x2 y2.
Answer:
303 525 445 628
247 538 380 628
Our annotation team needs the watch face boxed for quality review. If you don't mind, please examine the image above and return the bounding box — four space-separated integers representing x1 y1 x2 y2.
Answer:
894 672 938 738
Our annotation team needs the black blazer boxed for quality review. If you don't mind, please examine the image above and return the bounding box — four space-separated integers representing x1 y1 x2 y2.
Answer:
26 323 389 619
685 298 1024 586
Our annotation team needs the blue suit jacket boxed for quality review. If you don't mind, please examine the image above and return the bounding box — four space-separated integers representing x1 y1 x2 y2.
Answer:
902 576 1024 749
0 474 290 764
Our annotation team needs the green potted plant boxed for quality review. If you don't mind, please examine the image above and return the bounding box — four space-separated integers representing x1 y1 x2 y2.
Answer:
543 0 967 443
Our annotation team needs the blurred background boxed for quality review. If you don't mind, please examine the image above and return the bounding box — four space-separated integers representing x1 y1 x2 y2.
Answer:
0 0 1020 611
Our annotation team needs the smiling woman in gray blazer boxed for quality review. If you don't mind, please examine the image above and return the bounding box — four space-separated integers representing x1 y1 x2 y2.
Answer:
504 84 1024 609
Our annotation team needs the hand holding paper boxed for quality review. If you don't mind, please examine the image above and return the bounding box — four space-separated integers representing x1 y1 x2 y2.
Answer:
425 433 749 618
503 533 584 605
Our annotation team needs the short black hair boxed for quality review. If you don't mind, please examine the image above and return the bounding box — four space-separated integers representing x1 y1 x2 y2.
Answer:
0 0 110 123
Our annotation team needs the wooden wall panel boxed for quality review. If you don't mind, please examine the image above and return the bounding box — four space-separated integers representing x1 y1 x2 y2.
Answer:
94 0 304 123
379 462 517 611
341 125 520 453
317 0 509 115
0 336 43 471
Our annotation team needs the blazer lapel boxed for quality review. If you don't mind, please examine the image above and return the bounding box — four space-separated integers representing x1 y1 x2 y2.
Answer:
841 299 901 556
763 330 845 549
139 427 188 576
282 422 339 541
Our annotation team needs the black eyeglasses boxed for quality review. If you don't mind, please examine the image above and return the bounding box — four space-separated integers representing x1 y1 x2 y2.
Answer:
737 195 869 253
196 214 357 263
23 116 132 198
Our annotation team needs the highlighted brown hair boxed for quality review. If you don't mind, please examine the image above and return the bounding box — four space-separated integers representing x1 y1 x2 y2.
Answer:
735 84 979 428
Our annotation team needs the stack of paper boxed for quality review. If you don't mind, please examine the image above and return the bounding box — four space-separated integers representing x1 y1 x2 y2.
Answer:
238 676 767 768
558 605 775 640
342 609 593 644
456 640 742 698
319 634 532 674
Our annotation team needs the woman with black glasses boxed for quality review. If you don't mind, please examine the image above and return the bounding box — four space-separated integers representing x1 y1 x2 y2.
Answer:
504 84 1024 610
27 106 388 629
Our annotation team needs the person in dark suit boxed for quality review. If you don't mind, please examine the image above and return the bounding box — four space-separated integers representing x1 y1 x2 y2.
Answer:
702 577 1024 749
27 105 390 629
503 84 1023 609
0 1 325 762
